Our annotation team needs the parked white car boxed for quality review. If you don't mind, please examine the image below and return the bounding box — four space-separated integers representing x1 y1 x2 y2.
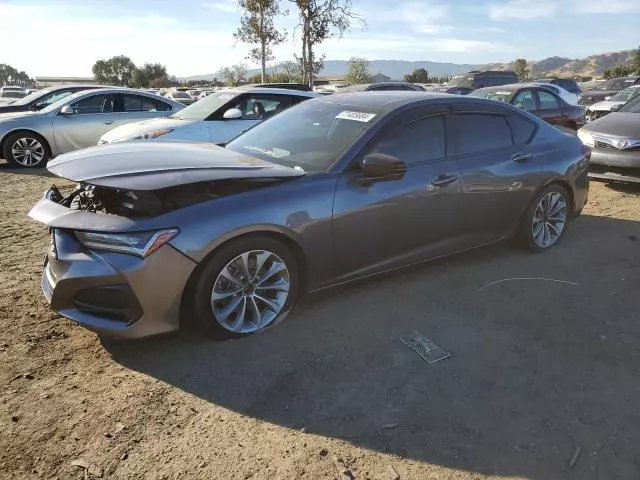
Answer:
99 87 317 146
164 90 196 105
529 82 578 105
0 86 26 104
586 85 640 121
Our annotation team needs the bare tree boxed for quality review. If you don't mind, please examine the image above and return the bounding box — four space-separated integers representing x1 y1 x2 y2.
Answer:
220 64 249 86
234 0 286 83
345 57 371 84
289 0 364 87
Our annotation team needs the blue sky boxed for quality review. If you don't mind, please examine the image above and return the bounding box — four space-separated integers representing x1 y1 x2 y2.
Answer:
0 0 638 77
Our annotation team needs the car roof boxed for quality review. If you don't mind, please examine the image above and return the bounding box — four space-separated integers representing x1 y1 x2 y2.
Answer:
217 87 318 98
312 91 497 113
339 82 417 92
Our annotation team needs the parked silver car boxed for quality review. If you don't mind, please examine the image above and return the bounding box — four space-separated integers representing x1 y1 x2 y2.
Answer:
0 88 184 168
99 88 317 146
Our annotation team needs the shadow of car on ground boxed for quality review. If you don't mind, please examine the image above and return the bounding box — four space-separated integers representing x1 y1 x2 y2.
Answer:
104 213 640 479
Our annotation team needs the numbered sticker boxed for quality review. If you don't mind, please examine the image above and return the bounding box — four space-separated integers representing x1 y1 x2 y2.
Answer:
335 111 377 122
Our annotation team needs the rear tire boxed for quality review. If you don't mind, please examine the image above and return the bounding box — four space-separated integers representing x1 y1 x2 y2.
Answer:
190 236 299 340
518 184 571 252
2 131 51 168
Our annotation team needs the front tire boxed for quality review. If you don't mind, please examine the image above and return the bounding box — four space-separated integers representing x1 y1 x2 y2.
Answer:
518 184 570 252
2 131 51 168
191 236 299 339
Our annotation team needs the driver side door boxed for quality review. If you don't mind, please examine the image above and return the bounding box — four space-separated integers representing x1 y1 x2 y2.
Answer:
331 109 463 283
52 93 118 153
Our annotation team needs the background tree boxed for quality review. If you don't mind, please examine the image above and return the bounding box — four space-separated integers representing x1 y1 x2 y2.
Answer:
289 0 363 87
220 64 249 86
235 0 286 83
134 63 169 88
512 58 530 82
404 68 429 83
631 46 640 74
275 60 304 83
92 55 137 86
345 57 370 84
603 64 634 79
0 64 34 87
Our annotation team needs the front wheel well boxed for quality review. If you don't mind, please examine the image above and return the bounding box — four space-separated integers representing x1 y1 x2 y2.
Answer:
0 129 52 157
179 231 309 326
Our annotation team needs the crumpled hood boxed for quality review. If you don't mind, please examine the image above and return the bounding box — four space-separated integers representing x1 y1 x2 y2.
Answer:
47 141 304 190
582 112 640 138
588 100 623 112
99 117 198 143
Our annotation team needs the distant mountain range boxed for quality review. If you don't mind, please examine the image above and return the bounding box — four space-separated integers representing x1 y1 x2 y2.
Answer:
182 48 636 81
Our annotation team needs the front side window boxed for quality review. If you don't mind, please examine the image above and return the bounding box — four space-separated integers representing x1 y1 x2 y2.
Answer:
370 116 446 165
453 113 513 156
230 94 291 120
537 91 559 110
71 94 114 114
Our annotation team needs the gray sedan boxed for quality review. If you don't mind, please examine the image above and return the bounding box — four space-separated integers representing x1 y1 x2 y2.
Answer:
29 92 589 340
0 88 184 168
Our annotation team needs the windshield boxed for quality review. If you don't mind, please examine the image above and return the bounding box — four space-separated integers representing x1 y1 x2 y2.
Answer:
226 101 379 173
611 86 640 102
170 90 239 120
469 88 514 103
446 75 474 88
597 78 637 91
8 88 49 105
1 91 26 99
618 94 640 113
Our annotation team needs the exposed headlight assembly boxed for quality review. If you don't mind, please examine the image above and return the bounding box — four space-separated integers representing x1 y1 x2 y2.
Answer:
75 229 179 258
577 129 594 148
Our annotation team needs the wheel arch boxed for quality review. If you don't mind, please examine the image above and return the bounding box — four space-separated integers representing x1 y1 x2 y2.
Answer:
0 128 53 158
179 228 311 326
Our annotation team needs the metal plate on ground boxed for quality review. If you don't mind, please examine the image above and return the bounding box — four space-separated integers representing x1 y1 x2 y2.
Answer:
401 331 450 364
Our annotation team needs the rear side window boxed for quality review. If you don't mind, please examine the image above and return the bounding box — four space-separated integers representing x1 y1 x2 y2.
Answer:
453 114 513 155
372 115 446 165
538 91 560 110
122 94 171 112
507 115 536 145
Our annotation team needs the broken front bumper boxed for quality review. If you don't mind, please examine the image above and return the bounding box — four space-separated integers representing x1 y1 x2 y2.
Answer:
589 148 640 184
31 194 197 339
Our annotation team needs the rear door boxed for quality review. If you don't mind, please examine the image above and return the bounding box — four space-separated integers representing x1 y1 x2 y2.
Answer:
332 108 464 282
450 105 540 244
536 90 566 126
52 93 117 153
208 93 295 144
116 94 175 126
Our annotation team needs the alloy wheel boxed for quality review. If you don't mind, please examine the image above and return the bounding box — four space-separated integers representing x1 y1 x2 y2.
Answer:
11 137 45 167
211 249 290 333
531 191 567 248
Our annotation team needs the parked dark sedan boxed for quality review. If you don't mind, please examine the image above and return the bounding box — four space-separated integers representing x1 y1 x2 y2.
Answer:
0 84 111 114
29 92 589 340
578 76 640 106
578 94 640 183
470 84 585 130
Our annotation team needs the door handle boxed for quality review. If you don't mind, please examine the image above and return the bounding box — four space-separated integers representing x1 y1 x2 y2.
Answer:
104 120 114 125
512 152 532 163
431 174 459 187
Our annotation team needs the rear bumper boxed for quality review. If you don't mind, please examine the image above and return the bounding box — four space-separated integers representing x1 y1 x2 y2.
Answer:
43 229 197 339
589 149 640 183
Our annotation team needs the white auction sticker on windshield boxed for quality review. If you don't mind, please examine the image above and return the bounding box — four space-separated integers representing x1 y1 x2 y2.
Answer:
335 111 376 122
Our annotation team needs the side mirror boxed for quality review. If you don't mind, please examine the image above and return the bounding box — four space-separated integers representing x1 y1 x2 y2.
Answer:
223 108 242 120
59 105 74 116
360 153 406 182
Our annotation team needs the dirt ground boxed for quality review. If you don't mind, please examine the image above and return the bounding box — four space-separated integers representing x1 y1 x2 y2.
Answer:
0 164 639 480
